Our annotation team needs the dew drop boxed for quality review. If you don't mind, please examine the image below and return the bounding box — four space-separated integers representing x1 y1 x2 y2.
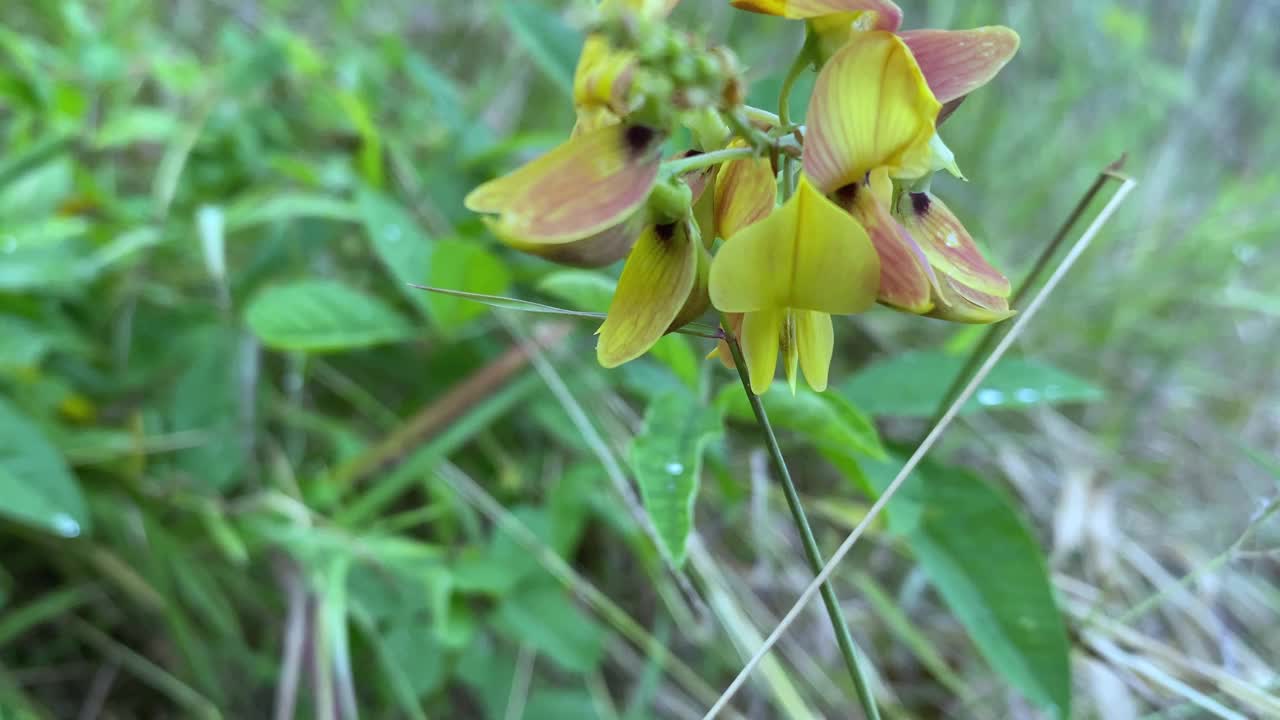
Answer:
664 461 684 475
1234 244 1259 264
944 232 960 248
976 388 1004 406
1014 388 1040 403
51 513 82 538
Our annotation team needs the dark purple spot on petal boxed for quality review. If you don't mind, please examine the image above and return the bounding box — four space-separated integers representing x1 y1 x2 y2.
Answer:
654 222 677 242
833 183 859 206
624 125 658 157
910 192 932 216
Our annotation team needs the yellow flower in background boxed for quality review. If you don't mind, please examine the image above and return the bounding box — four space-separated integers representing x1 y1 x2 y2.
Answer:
709 177 878 394
573 0 684 132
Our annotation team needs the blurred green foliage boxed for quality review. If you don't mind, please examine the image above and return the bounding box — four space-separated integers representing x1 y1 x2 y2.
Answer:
2 1 1279 718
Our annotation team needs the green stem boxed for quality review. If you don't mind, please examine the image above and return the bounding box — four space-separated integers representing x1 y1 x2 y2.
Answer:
777 50 808 201
924 159 1130 431
721 320 882 720
722 108 773 152
662 146 756 176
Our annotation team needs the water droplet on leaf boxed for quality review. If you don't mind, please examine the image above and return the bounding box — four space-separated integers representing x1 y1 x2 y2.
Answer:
976 388 1004 406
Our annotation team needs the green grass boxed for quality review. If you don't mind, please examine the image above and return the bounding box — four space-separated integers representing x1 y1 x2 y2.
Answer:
2 1 1278 718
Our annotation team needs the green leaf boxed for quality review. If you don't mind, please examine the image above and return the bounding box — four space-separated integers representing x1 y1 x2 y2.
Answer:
719 385 886 462
906 462 1071 718
0 316 54 370
425 240 512 332
491 580 605 674
93 107 179 149
629 390 722 567
357 188 434 320
719 385 885 498
0 397 88 537
245 280 415 352
501 1 582 97
165 327 243 492
224 192 359 232
841 350 1104 417
538 270 617 313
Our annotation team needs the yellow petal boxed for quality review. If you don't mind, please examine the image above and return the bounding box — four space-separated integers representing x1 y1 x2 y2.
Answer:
709 176 879 315
669 241 712 331
730 0 901 29
928 276 1014 324
898 191 1010 297
597 222 698 367
715 144 777 241
901 27 1020 104
794 310 834 391
465 123 663 246
741 307 783 395
781 310 799 394
803 31 941 192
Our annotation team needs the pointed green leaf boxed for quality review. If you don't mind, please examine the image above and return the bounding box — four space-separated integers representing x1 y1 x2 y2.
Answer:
246 280 414 352
629 391 723 567
907 461 1071 718
357 188 434 320
0 398 88 537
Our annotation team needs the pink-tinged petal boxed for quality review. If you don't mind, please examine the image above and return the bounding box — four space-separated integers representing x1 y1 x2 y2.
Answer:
597 221 699 367
897 191 1010 298
495 212 646 268
466 123 663 247
900 27 1020 104
834 175 935 313
928 276 1014 324
803 31 941 193
730 0 901 30
714 145 776 240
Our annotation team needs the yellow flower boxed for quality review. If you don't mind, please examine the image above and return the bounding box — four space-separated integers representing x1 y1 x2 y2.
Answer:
799 32 1014 323
730 0 1019 109
803 31 944 189
709 177 878 394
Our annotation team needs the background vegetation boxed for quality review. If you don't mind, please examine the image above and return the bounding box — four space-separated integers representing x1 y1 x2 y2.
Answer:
2 0 1278 718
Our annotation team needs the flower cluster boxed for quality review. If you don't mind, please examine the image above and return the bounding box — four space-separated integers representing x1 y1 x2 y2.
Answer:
466 0 1019 394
